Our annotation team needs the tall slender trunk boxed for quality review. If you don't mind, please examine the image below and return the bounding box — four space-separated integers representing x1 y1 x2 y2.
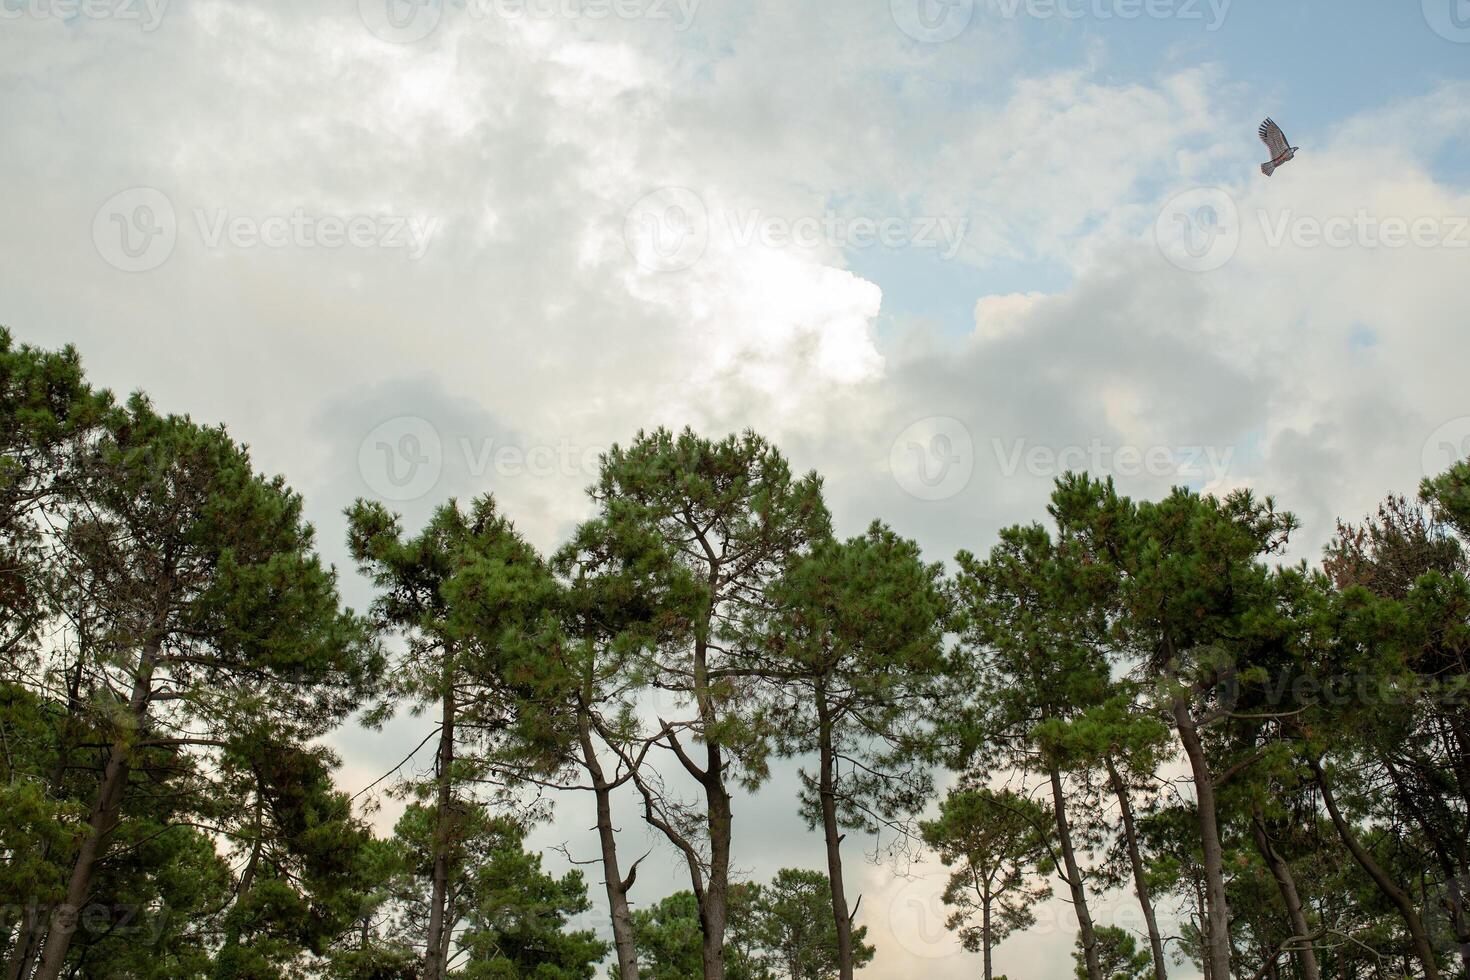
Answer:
1308 756 1442 980
8 641 92 980
1168 685 1232 979
632 624 731 980
1048 761 1102 980
691 624 729 980
1445 872 1470 980
579 709 639 980
213 793 265 979
1383 755 1470 980
2 901 43 980
1428 714 1470 980
1198 887 1216 980
1105 755 1168 980
982 879 994 980
33 641 159 980
424 683 456 980
699 758 731 980
438 899 454 971
1249 807 1320 980
815 685 856 980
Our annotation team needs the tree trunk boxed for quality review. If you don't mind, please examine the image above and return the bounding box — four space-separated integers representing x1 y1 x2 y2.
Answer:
6 645 90 980
982 880 994 980
690 623 729 980
424 683 456 980
438 900 454 972
1168 688 1232 979
630 629 730 980
579 710 639 980
2 901 44 980
1383 754 1470 980
1048 761 1103 980
1198 895 1216 980
213 796 265 979
1308 756 1442 980
1249 807 1320 980
1445 872 1470 980
700 762 731 980
815 686 856 980
1262 945 1281 980
33 641 159 980
1106 755 1168 980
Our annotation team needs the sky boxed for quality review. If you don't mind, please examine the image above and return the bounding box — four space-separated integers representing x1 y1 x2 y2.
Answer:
3 0 1469 976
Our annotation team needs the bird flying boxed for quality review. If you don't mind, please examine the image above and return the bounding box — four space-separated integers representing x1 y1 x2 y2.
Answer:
1258 117 1298 176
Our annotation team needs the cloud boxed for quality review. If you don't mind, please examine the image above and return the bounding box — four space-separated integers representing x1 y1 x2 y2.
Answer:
973 290 1048 341
2 5 1467 977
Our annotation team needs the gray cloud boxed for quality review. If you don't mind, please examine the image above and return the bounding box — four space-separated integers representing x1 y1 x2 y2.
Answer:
3 5 1467 977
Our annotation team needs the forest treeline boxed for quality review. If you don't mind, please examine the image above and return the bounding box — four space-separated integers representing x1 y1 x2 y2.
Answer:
1 327 1468 980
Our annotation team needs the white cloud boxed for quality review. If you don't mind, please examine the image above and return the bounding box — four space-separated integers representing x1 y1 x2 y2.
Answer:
973 290 1048 341
2 6 1466 977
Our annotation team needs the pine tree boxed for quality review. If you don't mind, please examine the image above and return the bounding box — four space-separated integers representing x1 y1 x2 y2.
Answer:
762 522 949 979
347 494 560 980
751 869 874 980
572 428 830 980
952 517 1116 980
1074 925 1152 980
920 786 1051 980
1052 475 1298 980
30 395 377 980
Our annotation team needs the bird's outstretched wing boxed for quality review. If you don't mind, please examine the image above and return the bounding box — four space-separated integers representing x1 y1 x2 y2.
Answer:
1259 117 1290 158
